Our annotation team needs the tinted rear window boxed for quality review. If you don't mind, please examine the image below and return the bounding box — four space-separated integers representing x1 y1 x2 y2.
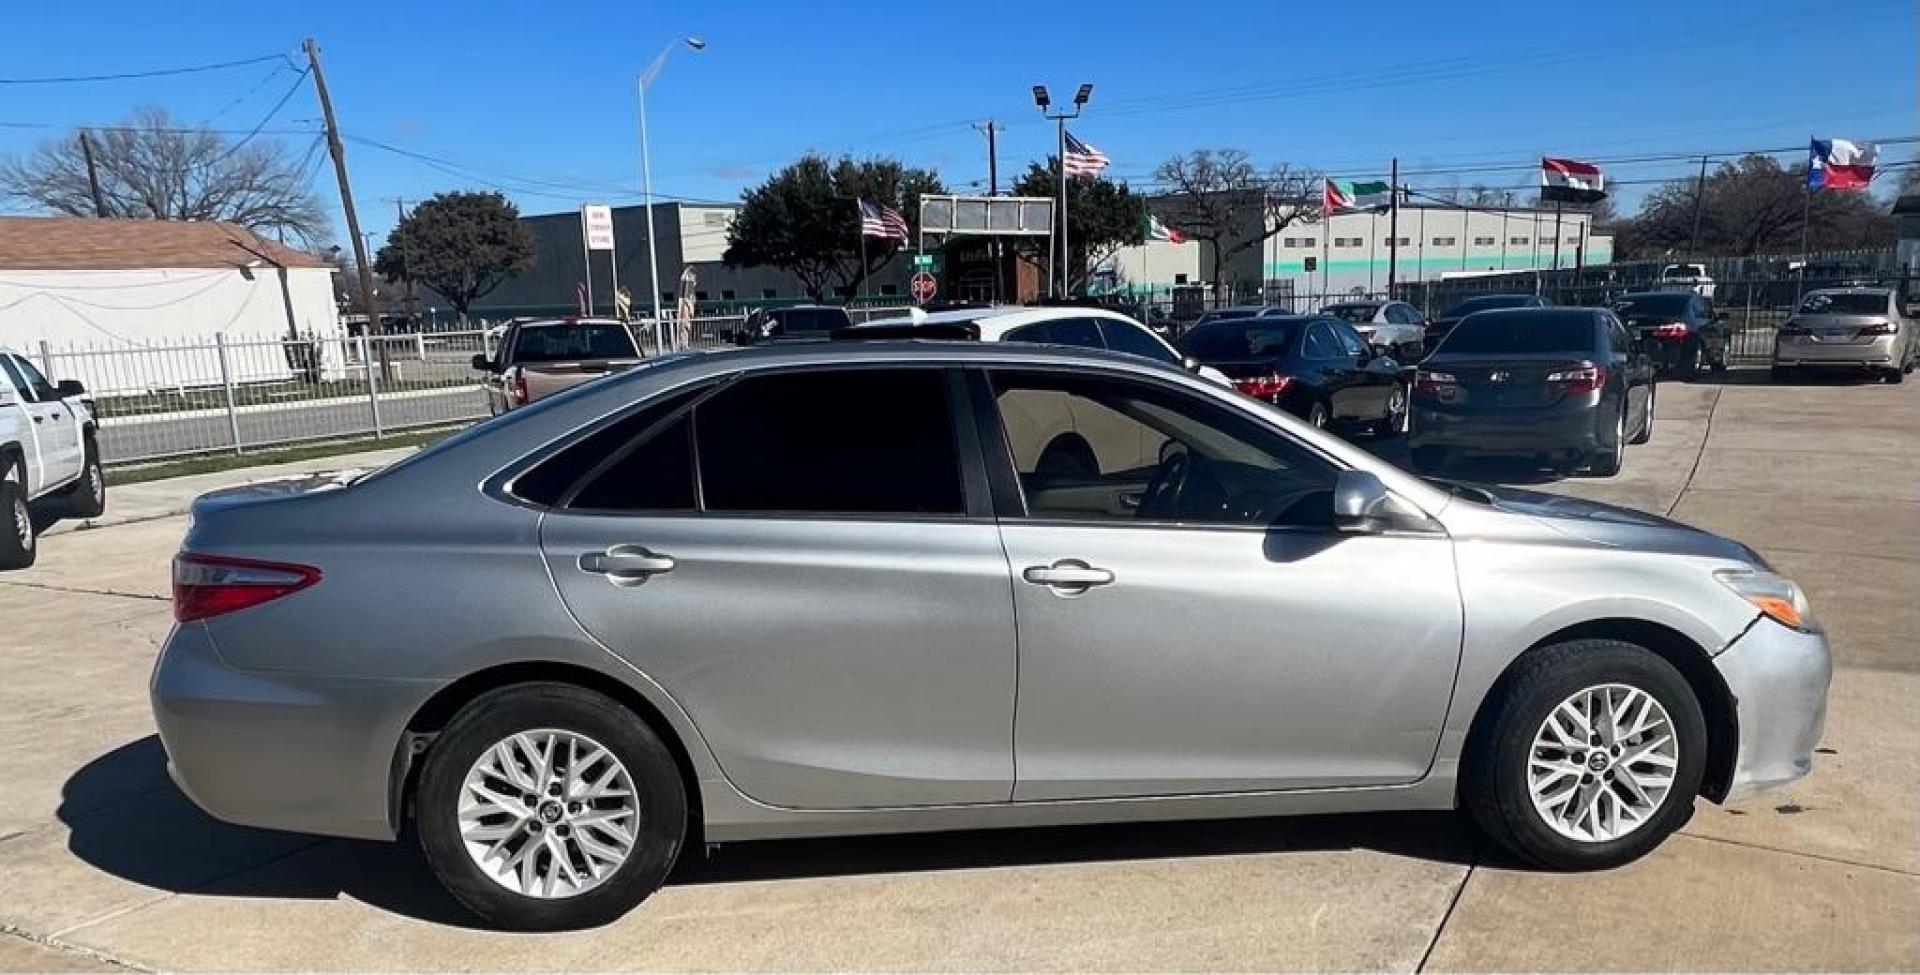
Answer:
1614 294 1692 318
1179 319 1302 359
1444 295 1534 317
1799 292 1889 315
515 385 707 507
1438 313 1596 355
512 323 638 362
1324 304 1379 323
775 308 853 333
695 369 964 515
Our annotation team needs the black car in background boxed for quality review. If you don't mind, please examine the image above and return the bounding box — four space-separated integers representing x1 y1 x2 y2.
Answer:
1178 315 1406 436
1425 294 1551 350
1408 308 1654 476
737 304 854 344
1611 291 1730 377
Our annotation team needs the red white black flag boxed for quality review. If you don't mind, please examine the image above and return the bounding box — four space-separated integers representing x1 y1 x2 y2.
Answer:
1540 157 1606 204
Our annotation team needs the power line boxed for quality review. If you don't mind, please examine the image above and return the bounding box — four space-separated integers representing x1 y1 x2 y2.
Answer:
0 120 316 136
203 67 312 167
0 53 297 85
344 133 736 206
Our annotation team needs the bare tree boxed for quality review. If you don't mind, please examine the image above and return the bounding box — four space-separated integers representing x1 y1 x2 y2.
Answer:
0 106 330 246
1615 154 1894 258
1153 150 1319 297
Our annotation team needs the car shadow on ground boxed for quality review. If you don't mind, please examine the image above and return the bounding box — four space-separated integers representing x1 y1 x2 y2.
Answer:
1691 365 1893 388
63 736 1489 930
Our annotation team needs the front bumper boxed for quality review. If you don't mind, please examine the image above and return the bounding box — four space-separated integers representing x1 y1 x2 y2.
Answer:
149 623 434 841
1714 618 1832 802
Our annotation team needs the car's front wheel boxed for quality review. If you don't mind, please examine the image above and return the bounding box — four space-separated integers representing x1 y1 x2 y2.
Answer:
0 468 34 570
1463 639 1706 870
415 682 688 931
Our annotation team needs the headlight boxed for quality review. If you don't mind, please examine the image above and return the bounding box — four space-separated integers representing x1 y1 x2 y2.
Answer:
1715 568 1819 633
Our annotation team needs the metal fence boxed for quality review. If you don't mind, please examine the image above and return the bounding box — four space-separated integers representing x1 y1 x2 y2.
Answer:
46 306 915 466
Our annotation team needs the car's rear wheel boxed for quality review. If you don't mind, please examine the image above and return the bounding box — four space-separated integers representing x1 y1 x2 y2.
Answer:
0 468 33 570
1463 639 1706 870
1770 364 1797 383
1679 339 1704 379
61 434 106 519
1376 385 1408 438
1629 387 1654 445
1586 406 1625 477
415 682 687 931
1884 367 1906 385
1304 400 1330 430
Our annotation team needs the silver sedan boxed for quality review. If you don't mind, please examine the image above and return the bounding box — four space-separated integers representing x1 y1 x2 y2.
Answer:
152 340 1829 930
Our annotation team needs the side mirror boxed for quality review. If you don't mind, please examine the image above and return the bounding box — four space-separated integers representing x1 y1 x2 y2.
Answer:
470 353 494 372
1332 469 1392 533
56 379 85 397
1182 355 1203 373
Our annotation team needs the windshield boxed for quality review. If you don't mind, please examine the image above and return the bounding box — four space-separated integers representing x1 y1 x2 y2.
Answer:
1179 319 1303 359
511 322 639 362
1323 304 1379 323
1798 292 1889 316
1613 294 1692 318
1443 295 1533 317
1436 313 1594 355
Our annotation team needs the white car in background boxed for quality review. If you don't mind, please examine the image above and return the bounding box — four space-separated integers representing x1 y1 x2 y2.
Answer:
851 305 1233 385
1 347 105 568
1657 263 1716 299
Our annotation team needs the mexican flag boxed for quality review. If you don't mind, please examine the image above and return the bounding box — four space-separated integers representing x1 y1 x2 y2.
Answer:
1144 212 1186 243
1324 178 1392 215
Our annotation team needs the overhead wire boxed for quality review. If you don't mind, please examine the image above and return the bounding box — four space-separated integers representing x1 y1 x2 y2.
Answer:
0 53 298 85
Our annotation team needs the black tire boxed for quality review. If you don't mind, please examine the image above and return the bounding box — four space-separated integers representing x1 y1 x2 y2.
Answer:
61 435 106 519
1585 406 1625 477
1679 339 1704 380
1462 639 1707 870
1375 385 1409 439
0 472 33 570
1770 365 1796 384
415 682 687 931
1305 400 1329 430
1885 367 1906 385
1410 445 1449 473
1628 387 1654 445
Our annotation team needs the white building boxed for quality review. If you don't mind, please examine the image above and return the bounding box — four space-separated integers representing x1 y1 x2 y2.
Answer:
1110 203 1614 302
0 217 342 389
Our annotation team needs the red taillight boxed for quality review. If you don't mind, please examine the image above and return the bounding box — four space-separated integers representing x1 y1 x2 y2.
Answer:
172 553 321 623
1647 323 1690 339
1234 374 1294 400
1414 370 1457 395
509 371 530 405
1547 365 1608 394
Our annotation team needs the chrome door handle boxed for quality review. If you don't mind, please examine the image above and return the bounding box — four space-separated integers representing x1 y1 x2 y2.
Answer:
1022 560 1114 595
578 545 676 585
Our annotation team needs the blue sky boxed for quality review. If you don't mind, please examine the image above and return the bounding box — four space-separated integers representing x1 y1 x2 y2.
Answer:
1 0 1913 246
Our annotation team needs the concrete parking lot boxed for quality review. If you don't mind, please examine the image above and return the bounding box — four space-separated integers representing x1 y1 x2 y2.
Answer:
2 370 1915 972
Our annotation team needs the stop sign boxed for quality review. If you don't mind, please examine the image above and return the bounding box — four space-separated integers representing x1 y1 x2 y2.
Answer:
909 271 937 303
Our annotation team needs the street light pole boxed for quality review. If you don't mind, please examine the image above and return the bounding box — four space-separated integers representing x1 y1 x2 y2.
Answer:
1033 83 1092 299
638 37 705 350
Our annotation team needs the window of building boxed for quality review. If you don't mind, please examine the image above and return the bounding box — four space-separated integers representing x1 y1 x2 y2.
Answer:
695 291 710 301
1473 236 1495 246
661 291 674 302
695 369 964 515
1432 236 1457 246
1567 236 1581 244
880 284 899 296
720 289 736 301
1508 237 1528 246
761 288 778 299
1282 237 1299 248
702 211 728 227
1388 237 1409 246
1174 273 1189 284
1300 237 1316 248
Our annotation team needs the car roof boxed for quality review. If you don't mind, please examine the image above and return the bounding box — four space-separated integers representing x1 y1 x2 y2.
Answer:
1803 286 1892 297
1324 300 1383 308
857 304 1142 338
1455 307 1597 326
514 317 626 328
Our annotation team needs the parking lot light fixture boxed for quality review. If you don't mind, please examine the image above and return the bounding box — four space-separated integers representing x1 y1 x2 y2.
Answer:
1074 83 1093 106
1031 85 1050 109
638 37 706 348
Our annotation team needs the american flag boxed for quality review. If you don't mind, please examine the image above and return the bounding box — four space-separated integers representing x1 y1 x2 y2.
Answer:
858 198 910 242
1063 130 1110 178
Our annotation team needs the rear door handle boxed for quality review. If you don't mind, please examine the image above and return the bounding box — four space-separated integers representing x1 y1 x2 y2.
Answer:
578 545 676 585
1022 559 1114 595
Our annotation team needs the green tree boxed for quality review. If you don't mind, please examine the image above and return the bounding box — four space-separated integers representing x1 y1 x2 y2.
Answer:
1010 161 1147 294
723 154 945 300
1615 154 1896 258
374 191 534 324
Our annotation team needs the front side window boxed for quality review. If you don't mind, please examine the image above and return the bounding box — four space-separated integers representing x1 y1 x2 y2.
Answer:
0 356 33 400
9 356 56 400
1331 324 1370 357
1302 323 1342 359
990 371 1340 529
1098 320 1179 365
696 369 964 515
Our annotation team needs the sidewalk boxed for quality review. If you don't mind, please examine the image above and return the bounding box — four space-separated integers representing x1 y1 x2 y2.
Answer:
42 445 420 539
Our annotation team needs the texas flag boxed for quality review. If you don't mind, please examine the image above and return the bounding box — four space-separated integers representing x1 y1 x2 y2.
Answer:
1807 138 1878 191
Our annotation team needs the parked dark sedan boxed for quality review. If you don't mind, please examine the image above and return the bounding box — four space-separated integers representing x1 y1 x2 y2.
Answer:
1424 294 1551 350
1408 308 1654 476
1179 315 1406 435
1611 292 1730 377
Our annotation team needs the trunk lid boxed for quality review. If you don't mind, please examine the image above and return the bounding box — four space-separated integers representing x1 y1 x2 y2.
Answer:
1783 313 1890 346
1421 354 1593 408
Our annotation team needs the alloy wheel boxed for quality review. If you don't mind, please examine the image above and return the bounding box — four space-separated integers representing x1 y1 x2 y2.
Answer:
458 729 640 899
1527 683 1679 842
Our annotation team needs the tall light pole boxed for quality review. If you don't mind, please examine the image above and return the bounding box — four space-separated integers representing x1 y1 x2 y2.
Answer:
638 36 705 347
1032 83 1092 298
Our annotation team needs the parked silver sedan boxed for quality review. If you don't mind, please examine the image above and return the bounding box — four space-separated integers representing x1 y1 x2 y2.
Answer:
152 340 1830 930
1773 287 1916 383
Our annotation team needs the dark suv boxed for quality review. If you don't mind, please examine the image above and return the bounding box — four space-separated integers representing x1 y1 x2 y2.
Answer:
737 305 855 344
1611 292 1730 377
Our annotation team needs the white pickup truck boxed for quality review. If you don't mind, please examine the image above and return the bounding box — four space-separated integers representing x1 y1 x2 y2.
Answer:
1 347 105 568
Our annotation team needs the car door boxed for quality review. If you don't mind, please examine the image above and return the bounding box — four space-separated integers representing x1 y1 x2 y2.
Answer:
3 355 81 488
1301 321 1369 420
536 366 1018 809
974 368 1461 800
1328 322 1395 420
1606 313 1653 431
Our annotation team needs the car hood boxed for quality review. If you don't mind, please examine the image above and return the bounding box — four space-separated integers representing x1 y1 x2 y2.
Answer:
1436 480 1765 564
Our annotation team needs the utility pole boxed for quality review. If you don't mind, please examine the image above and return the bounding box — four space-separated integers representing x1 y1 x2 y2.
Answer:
1386 157 1400 293
1687 154 1708 254
304 38 385 348
77 131 108 217
390 198 420 326
974 120 1005 300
